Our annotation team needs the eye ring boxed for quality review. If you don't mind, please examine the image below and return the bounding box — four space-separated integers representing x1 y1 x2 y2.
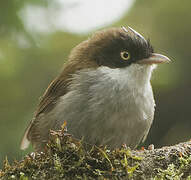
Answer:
120 51 130 60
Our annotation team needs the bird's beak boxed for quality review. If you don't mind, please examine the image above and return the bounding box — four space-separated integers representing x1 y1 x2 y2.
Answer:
137 53 171 65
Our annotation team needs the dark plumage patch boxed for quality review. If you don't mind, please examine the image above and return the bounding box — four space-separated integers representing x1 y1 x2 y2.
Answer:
87 27 154 68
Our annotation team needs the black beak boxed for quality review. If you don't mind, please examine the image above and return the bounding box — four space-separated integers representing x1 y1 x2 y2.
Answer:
137 53 171 65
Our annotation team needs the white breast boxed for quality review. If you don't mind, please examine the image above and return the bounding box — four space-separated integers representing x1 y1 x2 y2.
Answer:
50 64 156 148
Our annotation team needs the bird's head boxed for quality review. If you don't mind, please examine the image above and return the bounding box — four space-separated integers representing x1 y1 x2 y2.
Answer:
68 26 170 71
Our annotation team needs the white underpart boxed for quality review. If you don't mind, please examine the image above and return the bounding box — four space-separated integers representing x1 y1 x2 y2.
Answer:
100 64 156 88
20 63 157 150
50 64 156 148
98 64 156 123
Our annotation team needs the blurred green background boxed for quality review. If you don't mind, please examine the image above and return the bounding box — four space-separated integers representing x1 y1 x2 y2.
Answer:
0 0 191 167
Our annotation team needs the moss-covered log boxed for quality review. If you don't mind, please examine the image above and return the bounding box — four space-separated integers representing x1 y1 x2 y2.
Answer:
1 129 191 180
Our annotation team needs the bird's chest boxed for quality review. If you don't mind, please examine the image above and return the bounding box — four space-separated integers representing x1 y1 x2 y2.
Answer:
85 71 155 147
89 77 154 126
71 70 155 147
86 67 155 123
55 66 155 147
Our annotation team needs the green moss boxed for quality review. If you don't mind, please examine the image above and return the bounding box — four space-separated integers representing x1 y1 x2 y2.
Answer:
1 128 190 179
154 163 183 179
154 153 191 180
0 129 144 180
19 172 28 180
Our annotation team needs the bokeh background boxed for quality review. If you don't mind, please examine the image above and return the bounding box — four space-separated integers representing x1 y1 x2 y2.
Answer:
0 0 191 167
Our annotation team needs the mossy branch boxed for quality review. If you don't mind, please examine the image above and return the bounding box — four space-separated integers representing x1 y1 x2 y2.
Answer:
1 129 191 180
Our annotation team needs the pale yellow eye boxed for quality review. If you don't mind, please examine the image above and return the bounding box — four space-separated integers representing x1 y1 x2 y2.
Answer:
120 51 130 60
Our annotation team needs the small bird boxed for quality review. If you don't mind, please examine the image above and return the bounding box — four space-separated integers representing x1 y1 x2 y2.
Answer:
21 26 170 152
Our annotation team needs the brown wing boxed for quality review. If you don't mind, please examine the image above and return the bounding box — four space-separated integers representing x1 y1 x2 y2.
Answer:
35 59 98 116
35 75 70 117
20 71 72 150
20 59 99 150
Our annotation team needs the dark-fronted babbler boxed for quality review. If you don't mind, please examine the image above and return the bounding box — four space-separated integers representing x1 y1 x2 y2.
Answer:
21 26 170 152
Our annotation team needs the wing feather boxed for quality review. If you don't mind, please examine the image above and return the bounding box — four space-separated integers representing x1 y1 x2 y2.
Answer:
20 59 98 150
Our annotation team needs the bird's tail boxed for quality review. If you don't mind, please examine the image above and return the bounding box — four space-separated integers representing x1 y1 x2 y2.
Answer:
20 122 32 150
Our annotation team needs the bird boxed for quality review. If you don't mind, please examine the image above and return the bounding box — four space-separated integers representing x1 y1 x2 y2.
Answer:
20 26 170 152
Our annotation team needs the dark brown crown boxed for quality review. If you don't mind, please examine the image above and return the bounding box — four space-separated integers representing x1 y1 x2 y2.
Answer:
69 27 154 68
